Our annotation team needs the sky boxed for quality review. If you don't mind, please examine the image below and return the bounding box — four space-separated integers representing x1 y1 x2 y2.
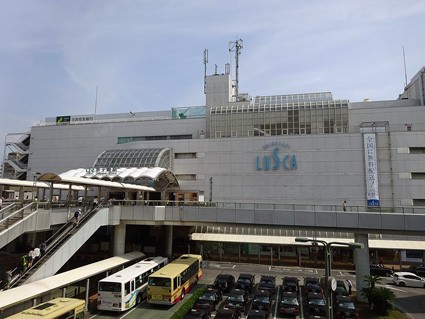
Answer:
0 0 424 161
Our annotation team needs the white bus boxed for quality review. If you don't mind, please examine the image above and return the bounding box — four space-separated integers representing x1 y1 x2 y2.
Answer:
97 256 168 311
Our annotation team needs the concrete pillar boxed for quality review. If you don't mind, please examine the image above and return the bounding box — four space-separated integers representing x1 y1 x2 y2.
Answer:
165 225 173 258
113 223 126 256
354 233 370 302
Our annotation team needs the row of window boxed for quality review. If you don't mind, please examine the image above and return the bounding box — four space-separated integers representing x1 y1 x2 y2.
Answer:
117 135 192 144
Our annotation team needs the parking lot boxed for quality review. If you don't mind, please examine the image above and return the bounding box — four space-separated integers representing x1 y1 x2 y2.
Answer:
88 261 425 319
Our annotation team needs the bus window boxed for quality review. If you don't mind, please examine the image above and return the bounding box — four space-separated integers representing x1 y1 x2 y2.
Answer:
125 281 130 295
99 282 121 292
149 277 171 287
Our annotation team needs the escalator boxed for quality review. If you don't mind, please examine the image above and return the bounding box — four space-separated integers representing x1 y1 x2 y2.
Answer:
9 205 109 287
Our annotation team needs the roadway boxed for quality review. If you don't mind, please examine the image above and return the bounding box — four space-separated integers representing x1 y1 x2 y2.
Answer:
86 261 425 319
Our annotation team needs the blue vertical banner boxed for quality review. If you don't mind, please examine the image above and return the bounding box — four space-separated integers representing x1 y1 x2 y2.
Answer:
363 133 380 206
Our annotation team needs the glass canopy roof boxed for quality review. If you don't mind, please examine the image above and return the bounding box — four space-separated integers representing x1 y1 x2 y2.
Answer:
94 148 172 170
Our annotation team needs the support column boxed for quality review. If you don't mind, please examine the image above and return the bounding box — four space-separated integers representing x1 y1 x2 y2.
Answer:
354 233 370 302
85 279 90 312
113 223 126 256
165 225 173 258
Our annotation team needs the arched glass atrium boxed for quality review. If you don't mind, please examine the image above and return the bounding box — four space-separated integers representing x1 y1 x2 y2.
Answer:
94 148 172 170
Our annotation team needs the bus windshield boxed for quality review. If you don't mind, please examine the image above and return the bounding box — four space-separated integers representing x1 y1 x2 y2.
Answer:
99 282 121 292
148 277 171 287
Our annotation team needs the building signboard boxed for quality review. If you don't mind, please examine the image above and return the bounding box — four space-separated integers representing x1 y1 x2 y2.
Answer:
363 133 380 206
255 141 297 171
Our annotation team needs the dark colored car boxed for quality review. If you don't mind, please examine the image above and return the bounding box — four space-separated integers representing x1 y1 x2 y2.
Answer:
184 308 211 319
252 289 272 317
223 288 249 313
258 275 276 293
281 276 299 294
215 308 241 319
403 265 425 277
307 292 326 317
370 263 393 277
246 309 267 319
193 288 222 311
334 295 358 318
235 273 255 292
213 274 235 293
278 291 300 316
333 282 349 297
305 282 322 295
304 277 321 294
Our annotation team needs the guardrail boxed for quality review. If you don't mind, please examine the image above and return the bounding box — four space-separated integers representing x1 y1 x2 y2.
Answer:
111 199 425 215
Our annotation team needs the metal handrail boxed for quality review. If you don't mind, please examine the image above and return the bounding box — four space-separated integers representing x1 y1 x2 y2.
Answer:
114 199 425 215
0 203 33 228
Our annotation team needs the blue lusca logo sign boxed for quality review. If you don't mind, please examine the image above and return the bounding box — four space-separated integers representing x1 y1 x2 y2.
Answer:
255 141 297 171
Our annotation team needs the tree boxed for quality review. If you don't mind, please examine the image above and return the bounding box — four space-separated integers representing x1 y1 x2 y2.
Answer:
361 275 395 316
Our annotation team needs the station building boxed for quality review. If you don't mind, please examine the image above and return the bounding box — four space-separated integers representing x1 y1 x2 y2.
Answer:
3 66 425 208
1 62 425 267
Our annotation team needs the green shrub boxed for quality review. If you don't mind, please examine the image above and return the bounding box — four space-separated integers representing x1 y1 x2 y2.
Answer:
170 287 205 319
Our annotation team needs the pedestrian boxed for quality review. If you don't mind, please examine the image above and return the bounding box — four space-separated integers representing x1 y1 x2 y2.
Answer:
27 250 35 268
347 279 353 294
33 246 41 262
0 196 3 210
5 269 12 289
78 196 83 206
33 196 38 211
92 196 98 209
20 254 28 274
40 241 46 257
74 209 82 225
343 200 347 212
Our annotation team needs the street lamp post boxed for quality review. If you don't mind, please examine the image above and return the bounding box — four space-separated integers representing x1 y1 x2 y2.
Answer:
32 172 41 199
295 237 364 319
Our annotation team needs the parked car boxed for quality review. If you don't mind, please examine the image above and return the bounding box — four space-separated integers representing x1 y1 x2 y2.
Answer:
334 295 358 319
403 265 425 277
215 308 241 319
258 275 276 293
184 308 211 319
393 272 425 288
223 288 249 313
252 289 272 317
369 263 393 277
193 288 222 311
278 291 300 316
333 280 349 297
235 273 255 292
304 277 321 294
246 309 267 319
306 292 326 317
213 274 235 293
281 276 299 294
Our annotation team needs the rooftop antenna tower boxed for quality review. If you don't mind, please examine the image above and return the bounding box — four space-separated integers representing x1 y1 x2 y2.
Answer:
203 49 208 94
229 38 243 101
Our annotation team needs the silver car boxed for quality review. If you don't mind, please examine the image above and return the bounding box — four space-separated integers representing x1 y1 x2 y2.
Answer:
393 272 425 288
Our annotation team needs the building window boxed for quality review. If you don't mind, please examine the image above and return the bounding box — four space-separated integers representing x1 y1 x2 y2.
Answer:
175 153 197 159
175 174 196 181
413 199 425 206
411 173 425 180
410 147 425 154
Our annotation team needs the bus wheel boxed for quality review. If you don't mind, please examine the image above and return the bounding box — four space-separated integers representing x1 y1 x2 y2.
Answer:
136 294 142 305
